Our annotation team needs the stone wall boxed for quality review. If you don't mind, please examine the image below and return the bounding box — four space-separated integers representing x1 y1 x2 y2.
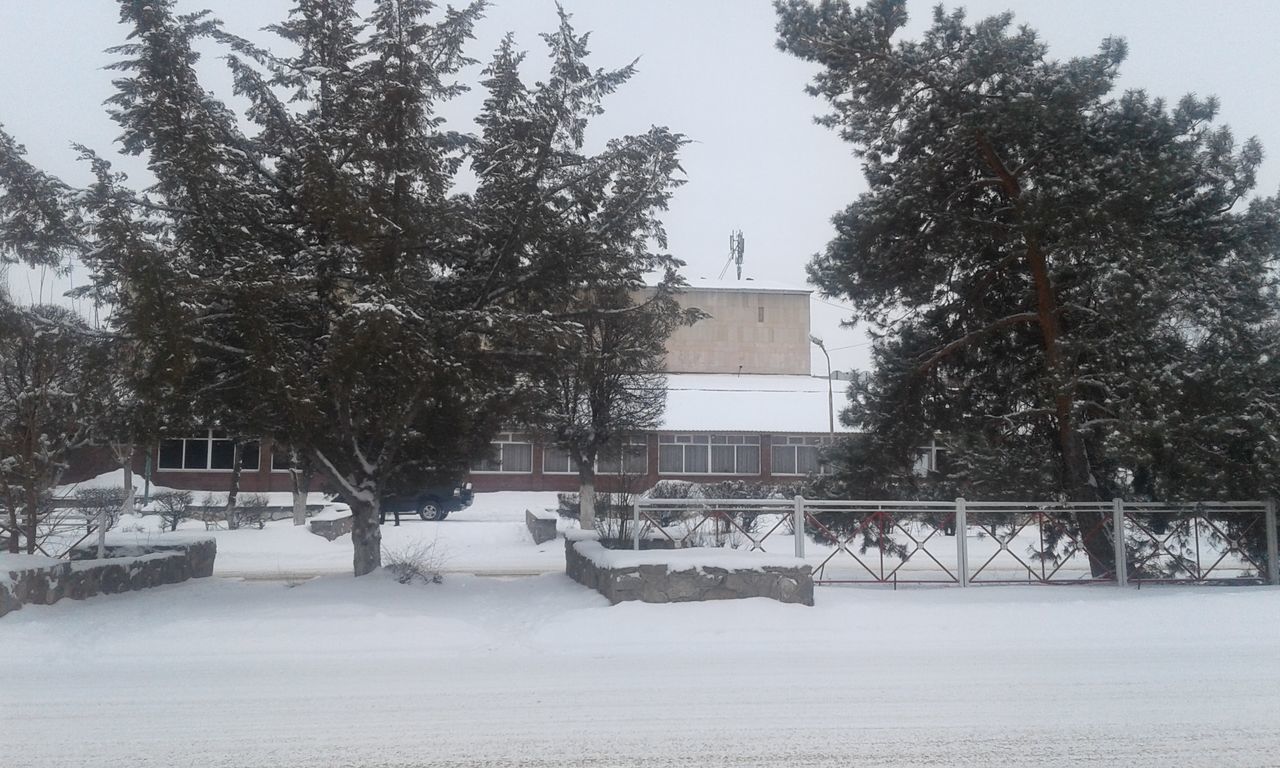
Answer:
1 538 216 618
525 509 558 545
308 513 353 541
565 534 813 606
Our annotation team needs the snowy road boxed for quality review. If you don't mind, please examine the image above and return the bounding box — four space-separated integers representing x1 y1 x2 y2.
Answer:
6 573 1280 767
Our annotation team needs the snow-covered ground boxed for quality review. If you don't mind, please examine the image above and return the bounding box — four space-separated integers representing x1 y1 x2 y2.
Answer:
8 486 1279 766
51 489 569 577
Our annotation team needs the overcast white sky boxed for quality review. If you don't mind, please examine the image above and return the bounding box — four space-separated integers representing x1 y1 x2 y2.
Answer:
2 1 1277 375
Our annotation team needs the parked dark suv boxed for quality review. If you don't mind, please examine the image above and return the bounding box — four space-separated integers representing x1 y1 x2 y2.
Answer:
380 481 474 523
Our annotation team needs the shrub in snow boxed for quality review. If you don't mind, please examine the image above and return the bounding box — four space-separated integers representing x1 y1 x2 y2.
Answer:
644 480 697 500
382 541 444 585
151 491 193 533
556 492 632 520
558 490 660 549
73 488 126 534
230 493 271 530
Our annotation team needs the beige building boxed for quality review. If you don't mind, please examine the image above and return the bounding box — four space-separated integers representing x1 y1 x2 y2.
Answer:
653 278 812 375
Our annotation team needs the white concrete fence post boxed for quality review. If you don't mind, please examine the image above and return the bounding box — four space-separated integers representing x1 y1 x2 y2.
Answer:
632 498 641 551
955 497 968 587
1265 499 1279 586
1112 498 1127 588
793 495 805 559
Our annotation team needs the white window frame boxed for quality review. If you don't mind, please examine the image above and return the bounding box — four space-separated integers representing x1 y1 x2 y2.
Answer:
913 437 944 477
157 431 260 472
270 444 307 473
471 432 534 474
770 435 833 476
658 434 760 476
542 445 580 475
597 436 649 476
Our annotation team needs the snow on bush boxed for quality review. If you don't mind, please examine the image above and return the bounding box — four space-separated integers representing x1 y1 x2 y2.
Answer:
382 540 444 585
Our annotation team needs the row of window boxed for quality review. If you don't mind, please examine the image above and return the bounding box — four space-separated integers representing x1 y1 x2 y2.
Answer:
471 434 833 476
157 431 841 477
158 432 264 472
158 431 302 472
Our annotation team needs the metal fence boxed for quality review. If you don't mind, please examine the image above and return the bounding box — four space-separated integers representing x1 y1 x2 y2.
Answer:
630 497 1280 587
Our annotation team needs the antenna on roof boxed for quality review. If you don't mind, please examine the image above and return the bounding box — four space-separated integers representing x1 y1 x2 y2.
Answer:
718 230 745 280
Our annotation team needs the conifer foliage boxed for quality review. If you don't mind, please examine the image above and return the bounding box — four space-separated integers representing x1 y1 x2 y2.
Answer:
0 304 108 554
777 0 1280 570
0 1 688 575
528 282 699 532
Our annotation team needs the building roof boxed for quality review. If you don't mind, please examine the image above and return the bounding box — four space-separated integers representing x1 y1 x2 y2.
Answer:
646 276 813 295
661 373 852 434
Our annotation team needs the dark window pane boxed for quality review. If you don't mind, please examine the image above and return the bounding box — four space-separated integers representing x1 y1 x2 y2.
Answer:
184 439 209 470
209 439 236 470
797 446 820 474
772 446 796 475
597 448 621 475
737 445 760 474
684 445 708 473
711 445 735 473
502 443 532 473
544 446 574 474
624 444 648 475
159 440 184 470
241 442 261 471
472 451 501 472
659 445 683 473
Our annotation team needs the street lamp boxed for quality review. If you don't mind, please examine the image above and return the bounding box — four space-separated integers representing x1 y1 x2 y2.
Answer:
809 335 834 437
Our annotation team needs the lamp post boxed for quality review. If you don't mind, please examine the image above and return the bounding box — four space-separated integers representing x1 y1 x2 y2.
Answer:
809 335 834 437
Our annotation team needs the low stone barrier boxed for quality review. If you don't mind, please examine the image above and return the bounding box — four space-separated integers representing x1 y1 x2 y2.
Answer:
525 509 558 545
308 511 353 541
565 530 813 606
1 537 216 618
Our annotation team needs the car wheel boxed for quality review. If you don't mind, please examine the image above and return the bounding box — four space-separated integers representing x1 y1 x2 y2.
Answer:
418 500 447 521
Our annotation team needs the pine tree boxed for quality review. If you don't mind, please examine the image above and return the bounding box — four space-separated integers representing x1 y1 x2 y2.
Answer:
777 0 1280 573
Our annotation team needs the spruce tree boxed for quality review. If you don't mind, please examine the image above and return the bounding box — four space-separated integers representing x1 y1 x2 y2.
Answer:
0 1 689 576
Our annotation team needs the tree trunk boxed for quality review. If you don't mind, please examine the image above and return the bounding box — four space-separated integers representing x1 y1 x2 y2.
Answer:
349 498 383 577
225 440 243 530
288 449 309 526
978 139 1115 578
5 501 18 553
1025 238 1113 576
25 479 40 554
578 469 597 533
112 444 136 557
120 450 135 518
290 472 308 526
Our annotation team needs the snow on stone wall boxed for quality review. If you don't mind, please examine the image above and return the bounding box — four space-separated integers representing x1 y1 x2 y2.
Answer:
565 532 813 606
0 538 216 618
